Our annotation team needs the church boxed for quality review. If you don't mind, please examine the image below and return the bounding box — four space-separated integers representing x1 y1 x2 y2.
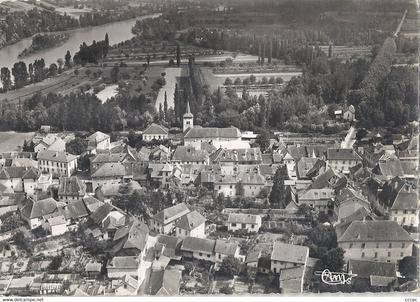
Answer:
182 102 250 150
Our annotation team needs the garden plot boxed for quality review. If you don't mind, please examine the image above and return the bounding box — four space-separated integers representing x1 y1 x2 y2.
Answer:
95 84 119 103
0 132 35 153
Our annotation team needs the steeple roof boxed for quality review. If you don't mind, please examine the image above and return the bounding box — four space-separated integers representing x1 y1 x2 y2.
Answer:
183 101 193 118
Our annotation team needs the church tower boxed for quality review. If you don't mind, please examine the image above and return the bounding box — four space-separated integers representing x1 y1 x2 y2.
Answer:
183 101 194 132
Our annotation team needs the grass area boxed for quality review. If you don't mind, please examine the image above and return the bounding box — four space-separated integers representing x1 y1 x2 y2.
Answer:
0 132 35 153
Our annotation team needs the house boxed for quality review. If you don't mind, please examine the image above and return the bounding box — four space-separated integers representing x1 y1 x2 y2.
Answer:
150 203 190 234
155 235 183 261
347 259 397 288
113 275 138 296
296 157 325 180
20 197 58 229
373 157 404 180
214 239 240 263
85 262 102 277
174 210 206 239
172 146 209 165
334 207 375 238
142 124 169 142
326 148 362 174
58 176 86 202
87 131 110 152
298 188 334 214
47 214 67 236
343 105 356 122
271 242 309 274
245 249 261 268
0 167 38 193
37 150 78 177
279 265 306 293
37 173 52 192
390 185 419 229
214 172 266 197
34 135 66 153
107 256 139 279
91 163 131 191
227 213 262 233
337 220 414 262
181 236 216 262
210 147 263 165
90 153 127 173
112 219 149 256
146 269 181 295
334 187 370 221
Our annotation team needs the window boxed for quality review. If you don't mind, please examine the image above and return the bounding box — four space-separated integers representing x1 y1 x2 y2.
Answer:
412 210 416 214
374 252 378 258
388 252 391 257
241 223 246 228
403 210 407 214
207 254 210 258
361 243 365 249
231 223 236 227
361 252 365 258
219 255 221 259
400 252 404 257
230 185 233 189
251 224 255 229
402 243 405 248
199 253 203 256
388 243 392 248
349 243 353 248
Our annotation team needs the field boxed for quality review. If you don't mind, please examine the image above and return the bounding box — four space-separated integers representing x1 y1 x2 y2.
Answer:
319 45 372 61
0 132 35 152
155 66 189 110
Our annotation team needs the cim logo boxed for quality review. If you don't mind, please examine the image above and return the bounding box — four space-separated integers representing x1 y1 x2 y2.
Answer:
315 269 357 285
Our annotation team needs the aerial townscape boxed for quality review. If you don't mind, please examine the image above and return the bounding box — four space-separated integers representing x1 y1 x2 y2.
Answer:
0 0 418 297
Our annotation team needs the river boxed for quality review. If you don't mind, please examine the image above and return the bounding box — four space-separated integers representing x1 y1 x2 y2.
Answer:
0 13 161 72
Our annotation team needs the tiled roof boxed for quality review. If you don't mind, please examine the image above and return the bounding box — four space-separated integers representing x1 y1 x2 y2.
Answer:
0 167 33 179
152 203 190 224
38 150 77 163
214 239 238 256
48 215 67 226
87 131 110 143
91 163 127 178
61 199 89 220
227 213 260 224
327 148 362 161
210 147 263 163
143 123 169 135
148 269 181 295
271 242 309 264
172 146 209 163
375 159 404 178
58 176 86 197
296 157 322 179
184 127 241 139
174 210 206 231
348 259 396 278
107 256 138 269
26 198 58 219
298 188 334 201
391 186 418 210
181 236 215 254
90 203 113 225
338 221 413 242
91 153 126 164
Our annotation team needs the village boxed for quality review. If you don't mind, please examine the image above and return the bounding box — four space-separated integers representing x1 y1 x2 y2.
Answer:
0 100 417 295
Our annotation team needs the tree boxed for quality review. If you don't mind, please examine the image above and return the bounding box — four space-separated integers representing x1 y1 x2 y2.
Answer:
49 63 58 77
255 130 270 152
319 248 345 272
110 66 120 83
308 225 337 249
13 230 32 254
163 92 168 121
249 74 256 84
57 58 64 73
65 50 72 67
399 256 417 278
0 67 12 91
269 164 288 207
234 77 242 85
224 77 233 86
104 33 109 58
219 256 241 278
48 255 63 271
268 39 272 64
176 44 181 67
328 43 333 58
12 61 29 89
22 140 35 152
66 137 88 155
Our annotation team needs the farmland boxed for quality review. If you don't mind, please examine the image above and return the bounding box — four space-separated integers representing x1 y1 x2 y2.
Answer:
0 132 35 152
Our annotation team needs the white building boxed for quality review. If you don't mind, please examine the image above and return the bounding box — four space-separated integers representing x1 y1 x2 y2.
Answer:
142 124 169 142
270 242 309 274
227 213 262 233
326 148 362 174
37 150 78 177
150 203 190 234
337 220 414 262
174 210 206 239
87 131 111 152
390 185 419 229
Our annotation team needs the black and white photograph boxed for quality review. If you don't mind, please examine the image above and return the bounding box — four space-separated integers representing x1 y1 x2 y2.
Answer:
0 0 418 299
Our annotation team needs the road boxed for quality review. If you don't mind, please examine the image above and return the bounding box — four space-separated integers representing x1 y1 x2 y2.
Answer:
341 126 356 149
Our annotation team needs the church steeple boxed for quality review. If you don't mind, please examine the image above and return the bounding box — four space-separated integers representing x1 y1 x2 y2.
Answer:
183 101 194 132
